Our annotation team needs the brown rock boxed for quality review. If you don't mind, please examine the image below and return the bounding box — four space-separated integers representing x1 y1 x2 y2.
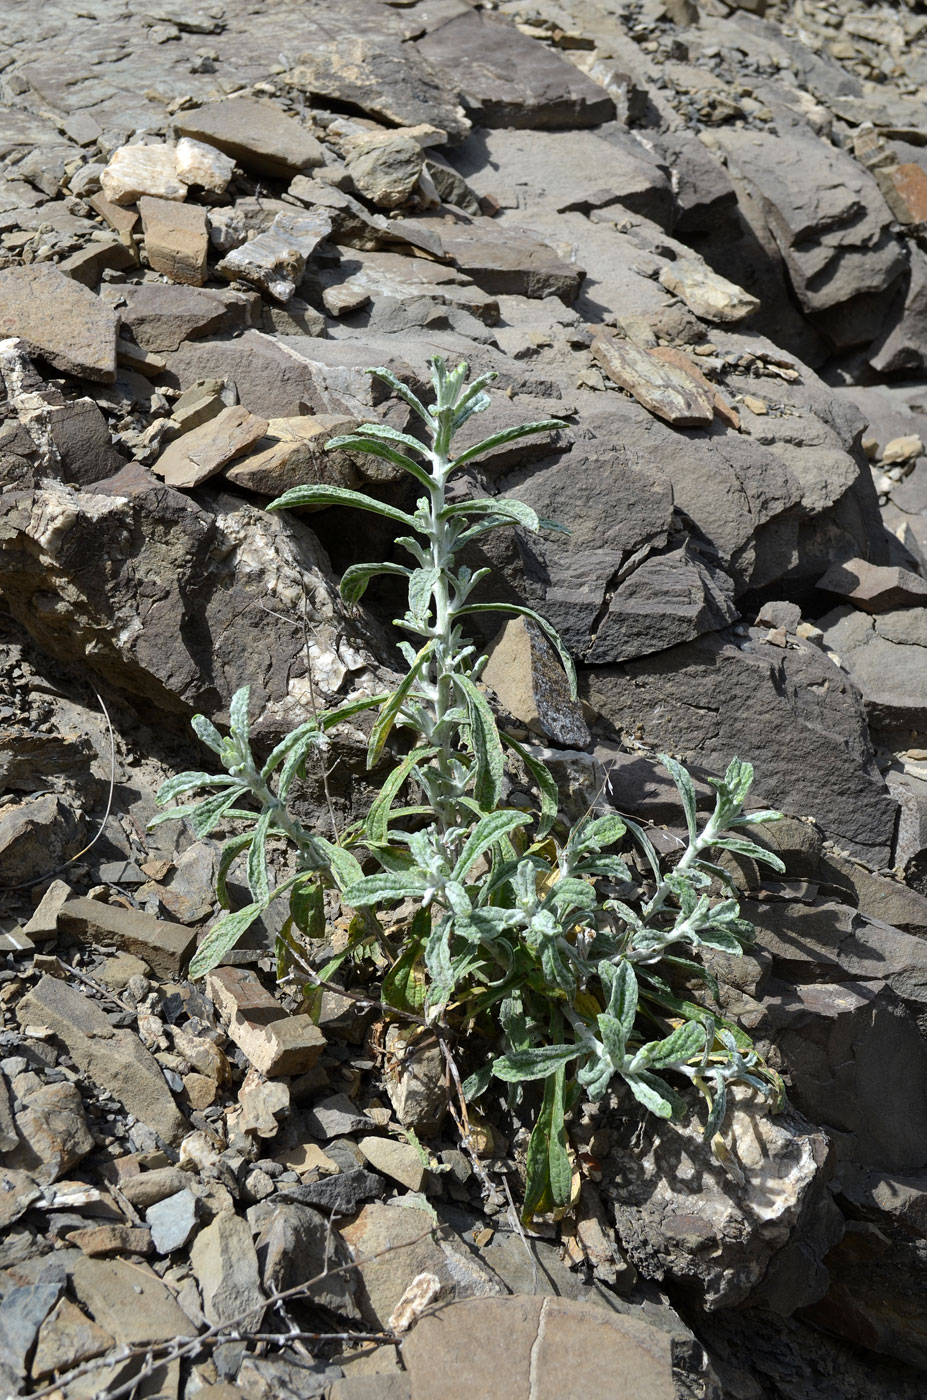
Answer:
402 1295 677 1400
649 346 740 429
58 236 137 287
65 1225 153 1257
31 1297 114 1381
0 265 118 382
69 1255 195 1345
205 966 325 1077
119 1166 189 1209
817 558 927 613
152 405 270 489
176 98 324 179
7 1080 94 1185
57 896 196 976
138 195 209 286
891 164 927 225
87 193 138 236
592 335 715 426
17 976 187 1144
225 414 360 496
483 615 588 748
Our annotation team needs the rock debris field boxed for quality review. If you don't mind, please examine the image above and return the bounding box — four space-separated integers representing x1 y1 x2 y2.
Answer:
2 0 927 1395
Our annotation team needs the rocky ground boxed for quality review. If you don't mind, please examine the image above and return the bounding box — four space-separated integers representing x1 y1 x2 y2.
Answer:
2 0 927 1395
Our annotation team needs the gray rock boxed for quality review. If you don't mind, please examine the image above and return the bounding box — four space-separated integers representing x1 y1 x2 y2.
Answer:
67 1255 195 1346
217 210 332 304
713 127 906 341
482 615 589 748
421 215 584 303
119 283 248 353
582 629 897 866
279 1168 386 1216
818 605 927 745
306 1093 373 1140
190 1211 265 1328
761 980 927 1173
145 1189 198 1254
0 795 85 888
604 1089 837 1312
345 135 424 210
870 248 927 376
176 98 324 179
56 896 196 976
285 35 470 143
0 1275 64 1378
6 1081 93 1186
416 10 615 130
0 266 118 382
817 559 927 613
255 1203 360 1316
586 547 738 663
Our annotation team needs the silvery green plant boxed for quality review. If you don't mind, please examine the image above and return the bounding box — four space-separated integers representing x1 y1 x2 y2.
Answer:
155 357 785 1221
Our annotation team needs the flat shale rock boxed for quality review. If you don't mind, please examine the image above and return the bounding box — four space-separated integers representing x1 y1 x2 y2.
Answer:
0 266 118 382
225 413 360 496
16 975 186 1144
68 1255 194 1346
593 335 715 426
190 1211 265 1328
483 615 590 747
118 283 246 352
420 215 583 302
176 97 324 179
582 629 897 865
31 1297 114 1381
416 10 615 130
56 895 196 976
217 209 332 302
818 605 927 745
817 559 927 613
401 1295 680 1400
658 258 760 324
285 36 470 143
152 405 269 489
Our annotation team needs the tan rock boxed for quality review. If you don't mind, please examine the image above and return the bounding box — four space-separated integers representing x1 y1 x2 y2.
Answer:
649 345 740 429
205 965 325 1077
152 404 269 489
482 615 588 748
225 413 360 496
658 257 760 324
402 1295 677 1400
88 192 139 235
31 1298 114 1381
357 1135 427 1192
69 1256 195 1345
183 1072 218 1110
177 97 324 179
101 144 185 205
57 895 196 976
881 433 923 464
175 136 236 193
120 1166 189 1209
592 334 714 426
138 195 209 286
65 1224 153 1257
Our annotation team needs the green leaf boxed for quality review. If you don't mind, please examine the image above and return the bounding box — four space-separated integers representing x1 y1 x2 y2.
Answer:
290 878 326 939
443 497 540 533
190 901 270 979
367 641 434 769
597 1012 627 1066
456 602 577 700
229 687 251 745
450 810 532 883
599 959 638 1043
246 808 274 902
500 732 558 837
366 746 438 846
191 713 225 757
640 1019 706 1070
577 814 627 850
454 673 505 811
215 831 256 908
623 816 662 883
382 927 428 1016
314 838 363 891
367 366 434 427
156 772 241 805
190 787 251 838
547 1063 572 1209
261 721 322 780
267 484 417 529
660 754 698 842
461 1063 493 1101
324 434 433 491
449 419 567 471
339 561 411 606
344 872 429 906
624 1071 684 1119
492 1043 582 1082
408 566 439 623
710 836 786 872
